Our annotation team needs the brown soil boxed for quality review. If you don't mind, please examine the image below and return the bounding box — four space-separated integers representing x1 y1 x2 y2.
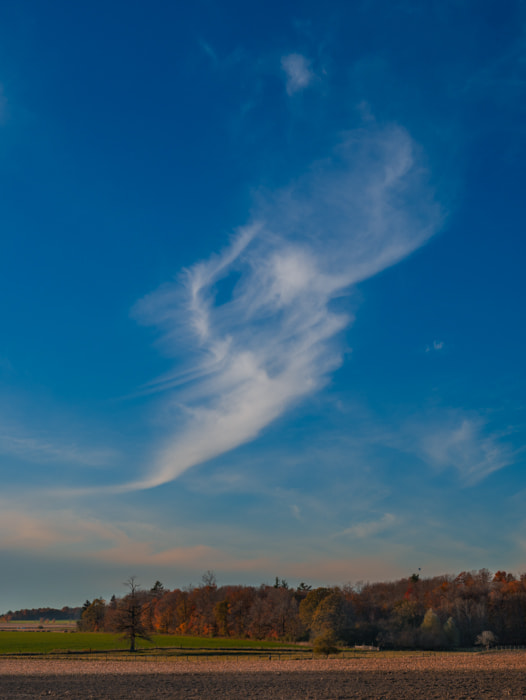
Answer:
1 652 525 698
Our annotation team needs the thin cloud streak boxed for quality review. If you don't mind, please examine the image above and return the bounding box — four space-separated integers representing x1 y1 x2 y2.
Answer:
337 513 397 540
0 427 118 468
129 124 442 490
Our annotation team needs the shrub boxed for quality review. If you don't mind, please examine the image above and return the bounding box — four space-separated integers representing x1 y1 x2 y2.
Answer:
313 629 340 656
475 630 497 650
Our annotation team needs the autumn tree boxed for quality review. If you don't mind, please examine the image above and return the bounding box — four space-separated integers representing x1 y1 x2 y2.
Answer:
265 587 301 640
214 599 229 637
78 598 106 631
143 580 165 630
311 590 354 642
419 608 446 649
299 588 331 633
222 586 257 638
443 616 460 648
489 572 526 644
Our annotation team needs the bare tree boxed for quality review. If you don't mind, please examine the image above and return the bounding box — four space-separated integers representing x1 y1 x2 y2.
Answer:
201 570 217 588
115 577 151 652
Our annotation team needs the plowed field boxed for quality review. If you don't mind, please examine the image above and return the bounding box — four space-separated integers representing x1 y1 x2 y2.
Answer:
1 651 525 698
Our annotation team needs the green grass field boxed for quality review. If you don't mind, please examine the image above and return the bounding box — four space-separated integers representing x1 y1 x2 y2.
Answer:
0 631 302 655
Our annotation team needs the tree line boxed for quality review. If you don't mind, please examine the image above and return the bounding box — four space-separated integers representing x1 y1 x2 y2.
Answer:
0 606 81 622
74 569 526 650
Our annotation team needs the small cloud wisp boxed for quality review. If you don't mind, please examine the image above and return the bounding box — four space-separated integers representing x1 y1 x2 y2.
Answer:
281 53 314 95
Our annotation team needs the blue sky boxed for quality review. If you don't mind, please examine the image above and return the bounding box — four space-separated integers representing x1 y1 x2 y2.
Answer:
0 0 525 610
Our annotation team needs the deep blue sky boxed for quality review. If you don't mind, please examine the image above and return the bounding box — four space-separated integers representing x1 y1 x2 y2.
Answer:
0 0 525 610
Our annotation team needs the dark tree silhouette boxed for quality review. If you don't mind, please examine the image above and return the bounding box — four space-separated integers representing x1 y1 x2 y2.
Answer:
115 577 151 652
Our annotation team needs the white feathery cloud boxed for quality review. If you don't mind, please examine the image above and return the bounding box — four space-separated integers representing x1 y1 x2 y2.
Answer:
129 123 441 490
417 415 513 484
339 513 397 539
281 53 314 95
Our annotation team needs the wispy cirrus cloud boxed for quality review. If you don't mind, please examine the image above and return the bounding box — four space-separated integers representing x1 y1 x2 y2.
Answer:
128 123 441 491
281 53 314 95
333 405 515 486
0 426 118 468
337 513 397 540
416 414 514 484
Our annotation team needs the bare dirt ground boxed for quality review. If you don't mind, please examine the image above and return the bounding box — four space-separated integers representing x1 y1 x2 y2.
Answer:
1 652 526 698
